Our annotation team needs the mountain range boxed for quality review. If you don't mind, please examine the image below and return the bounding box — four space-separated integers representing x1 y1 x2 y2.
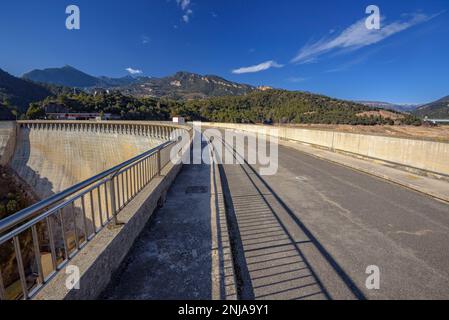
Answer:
1 65 448 120
23 66 138 88
356 101 420 113
414 95 449 119
22 66 258 100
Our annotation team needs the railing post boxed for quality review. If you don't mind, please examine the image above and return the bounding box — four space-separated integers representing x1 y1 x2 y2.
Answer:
0 268 6 300
157 149 162 176
109 178 118 226
13 236 28 299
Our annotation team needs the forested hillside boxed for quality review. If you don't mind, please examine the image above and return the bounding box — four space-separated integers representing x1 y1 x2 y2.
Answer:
0 68 53 115
25 89 421 125
26 91 179 120
182 90 420 125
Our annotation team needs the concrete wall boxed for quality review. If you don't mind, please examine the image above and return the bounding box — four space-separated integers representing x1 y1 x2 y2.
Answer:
8 121 176 199
0 121 16 166
205 123 449 177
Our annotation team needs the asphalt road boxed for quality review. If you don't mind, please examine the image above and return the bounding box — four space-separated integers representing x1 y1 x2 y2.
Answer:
102 130 449 300
216 131 449 300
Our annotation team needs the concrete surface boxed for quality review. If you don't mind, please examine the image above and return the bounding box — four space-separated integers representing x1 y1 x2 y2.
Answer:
205 123 449 177
101 139 237 300
216 130 449 299
10 123 164 199
0 121 15 165
210 145 238 300
33 151 183 300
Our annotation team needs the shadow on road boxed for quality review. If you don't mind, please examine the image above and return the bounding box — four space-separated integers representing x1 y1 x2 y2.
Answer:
218 140 366 300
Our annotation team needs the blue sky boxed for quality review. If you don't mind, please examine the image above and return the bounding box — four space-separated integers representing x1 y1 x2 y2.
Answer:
0 0 448 104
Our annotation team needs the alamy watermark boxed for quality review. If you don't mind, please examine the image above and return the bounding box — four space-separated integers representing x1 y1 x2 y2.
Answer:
65 265 80 290
169 122 279 176
365 265 381 290
366 5 381 30
64 4 380 31
66 5 80 30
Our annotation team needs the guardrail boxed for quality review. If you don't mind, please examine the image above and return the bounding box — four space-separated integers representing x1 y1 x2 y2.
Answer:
0 125 187 300
15 120 183 140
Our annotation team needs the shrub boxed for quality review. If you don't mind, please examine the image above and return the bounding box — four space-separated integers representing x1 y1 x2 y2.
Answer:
0 203 6 216
6 200 18 214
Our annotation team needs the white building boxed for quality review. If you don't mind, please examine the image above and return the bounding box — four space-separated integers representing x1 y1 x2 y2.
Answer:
172 117 185 125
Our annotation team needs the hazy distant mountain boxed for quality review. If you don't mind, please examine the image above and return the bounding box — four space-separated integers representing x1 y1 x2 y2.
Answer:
23 65 99 88
97 75 142 87
414 95 449 119
356 101 419 113
0 68 52 114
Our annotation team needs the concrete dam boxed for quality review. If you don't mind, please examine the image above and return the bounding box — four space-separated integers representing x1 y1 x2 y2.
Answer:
1 121 167 200
0 120 189 300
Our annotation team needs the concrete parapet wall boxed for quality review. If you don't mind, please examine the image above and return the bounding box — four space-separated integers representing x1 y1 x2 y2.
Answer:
204 123 449 177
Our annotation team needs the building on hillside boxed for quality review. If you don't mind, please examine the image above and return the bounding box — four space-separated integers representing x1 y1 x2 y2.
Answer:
423 116 449 125
92 88 111 96
172 116 185 125
45 113 120 121
257 85 273 91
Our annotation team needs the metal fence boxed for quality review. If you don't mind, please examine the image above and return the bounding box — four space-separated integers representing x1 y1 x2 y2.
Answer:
0 131 186 300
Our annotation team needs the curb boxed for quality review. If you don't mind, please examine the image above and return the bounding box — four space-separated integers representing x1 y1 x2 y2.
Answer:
208 137 238 300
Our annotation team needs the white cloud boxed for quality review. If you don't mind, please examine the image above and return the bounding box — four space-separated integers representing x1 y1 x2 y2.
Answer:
232 60 284 74
176 0 193 23
292 12 440 64
177 0 190 11
126 67 143 75
183 9 193 23
141 35 150 45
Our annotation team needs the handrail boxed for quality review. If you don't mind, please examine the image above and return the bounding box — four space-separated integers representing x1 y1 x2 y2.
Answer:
16 120 189 128
0 123 192 300
0 140 174 235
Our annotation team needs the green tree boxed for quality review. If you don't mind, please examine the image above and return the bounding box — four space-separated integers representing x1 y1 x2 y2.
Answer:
26 102 46 119
0 203 6 216
6 200 18 214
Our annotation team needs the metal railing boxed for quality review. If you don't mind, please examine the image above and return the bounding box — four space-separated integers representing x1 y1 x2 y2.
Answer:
0 134 184 300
